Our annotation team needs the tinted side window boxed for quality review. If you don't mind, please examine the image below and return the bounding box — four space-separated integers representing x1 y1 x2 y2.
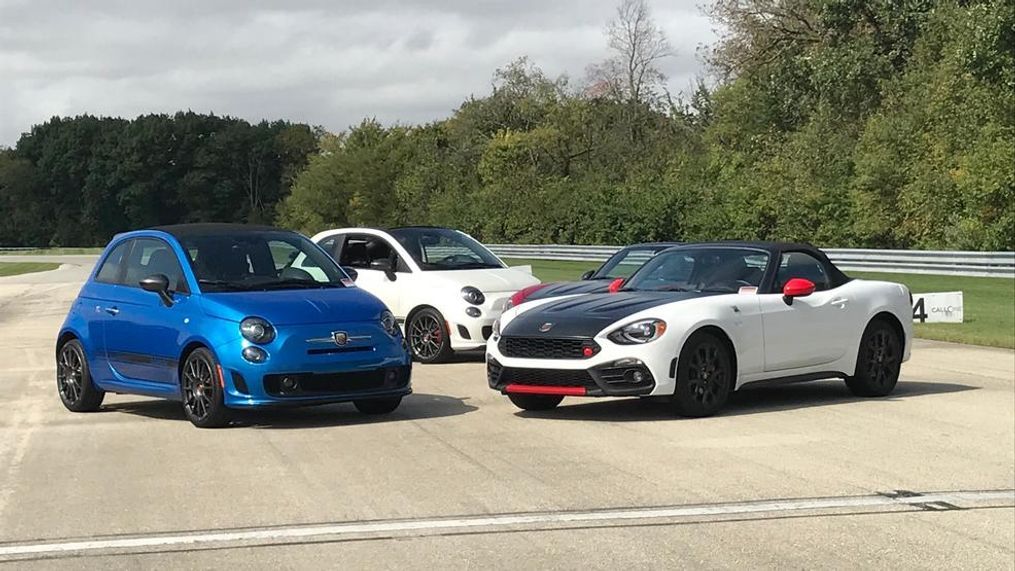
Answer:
339 234 408 271
95 241 131 284
317 236 339 259
775 252 831 291
123 238 188 293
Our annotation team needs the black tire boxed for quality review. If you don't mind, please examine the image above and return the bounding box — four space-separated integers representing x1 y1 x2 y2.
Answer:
407 307 453 364
508 393 564 411
353 397 403 415
56 339 105 412
180 348 230 428
846 318 902 397
672 331 733 417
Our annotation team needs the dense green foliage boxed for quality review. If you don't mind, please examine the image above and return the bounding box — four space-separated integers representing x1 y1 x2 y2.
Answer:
1 0 1011 250
0 113 317 246
280 0 1013 250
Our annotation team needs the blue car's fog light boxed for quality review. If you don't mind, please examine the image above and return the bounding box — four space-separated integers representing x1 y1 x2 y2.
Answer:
242 346 268 363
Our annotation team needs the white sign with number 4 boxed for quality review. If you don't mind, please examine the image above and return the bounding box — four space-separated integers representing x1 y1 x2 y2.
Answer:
912 291 964 323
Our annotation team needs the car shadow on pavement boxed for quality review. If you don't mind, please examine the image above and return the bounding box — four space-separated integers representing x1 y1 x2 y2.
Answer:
103 392 478 429
515 380 978 422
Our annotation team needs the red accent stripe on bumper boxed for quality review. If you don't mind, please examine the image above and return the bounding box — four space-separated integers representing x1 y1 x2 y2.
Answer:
504 384 586 396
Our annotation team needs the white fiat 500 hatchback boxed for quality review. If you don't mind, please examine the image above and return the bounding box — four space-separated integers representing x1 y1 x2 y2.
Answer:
308 226 540 363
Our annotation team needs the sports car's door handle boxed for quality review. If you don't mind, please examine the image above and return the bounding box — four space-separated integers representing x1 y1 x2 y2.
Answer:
104 306 120 316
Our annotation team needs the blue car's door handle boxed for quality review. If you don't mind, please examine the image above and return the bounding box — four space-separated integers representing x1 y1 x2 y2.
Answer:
104 306 120 316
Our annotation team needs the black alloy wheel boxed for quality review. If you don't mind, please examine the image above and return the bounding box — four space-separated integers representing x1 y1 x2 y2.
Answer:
673 331 733 417
407 308 453 364
56 339 105 412
181 348 230 428
846 319 902 397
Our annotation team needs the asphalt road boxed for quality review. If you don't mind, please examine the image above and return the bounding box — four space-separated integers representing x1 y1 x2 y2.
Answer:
1 260 1013 569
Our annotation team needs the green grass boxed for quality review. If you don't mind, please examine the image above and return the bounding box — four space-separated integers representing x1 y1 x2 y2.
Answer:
2 247 104 255
503 257 1015 349
0 262 61 277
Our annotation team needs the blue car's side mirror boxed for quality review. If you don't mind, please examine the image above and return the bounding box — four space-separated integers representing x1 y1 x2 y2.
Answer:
140 274 174 307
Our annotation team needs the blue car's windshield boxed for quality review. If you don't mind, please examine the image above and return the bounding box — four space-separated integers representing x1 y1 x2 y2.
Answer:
624 248 770 293
177 230 348 293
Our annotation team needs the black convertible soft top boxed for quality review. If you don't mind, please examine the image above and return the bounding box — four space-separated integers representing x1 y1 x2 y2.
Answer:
151 223 283 237
656 241 852 291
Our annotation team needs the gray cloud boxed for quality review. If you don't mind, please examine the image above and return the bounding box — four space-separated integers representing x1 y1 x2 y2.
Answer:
0 0 715 146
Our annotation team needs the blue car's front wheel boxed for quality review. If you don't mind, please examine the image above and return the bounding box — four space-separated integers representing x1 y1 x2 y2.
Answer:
181 348 230 428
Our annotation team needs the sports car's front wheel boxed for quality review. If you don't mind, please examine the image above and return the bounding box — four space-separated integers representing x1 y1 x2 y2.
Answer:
508 394 564 411
57 339 105 412
181 348 230 428
672 331 733 417
407 308 453 364
845 318 901 397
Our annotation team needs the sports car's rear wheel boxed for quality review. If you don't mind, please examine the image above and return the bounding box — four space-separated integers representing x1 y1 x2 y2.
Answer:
408 308 453 364
672 331 732 417
845 319 901 397
507 393 564 411
354 397 402 415
57 339 105 412
181 348 230 428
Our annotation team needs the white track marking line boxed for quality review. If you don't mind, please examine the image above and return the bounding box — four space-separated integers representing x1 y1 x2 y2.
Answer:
1 490 1012 558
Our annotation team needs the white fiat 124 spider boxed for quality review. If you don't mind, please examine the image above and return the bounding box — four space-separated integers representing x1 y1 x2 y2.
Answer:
487 242 912 417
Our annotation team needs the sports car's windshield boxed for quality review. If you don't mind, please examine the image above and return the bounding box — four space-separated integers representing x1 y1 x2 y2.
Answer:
624 248 769 293
389 227 504 271
178 230 348 292
592 246 672 279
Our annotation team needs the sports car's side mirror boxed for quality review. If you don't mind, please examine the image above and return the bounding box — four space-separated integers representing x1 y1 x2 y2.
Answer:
140 273 174 307
580 270 594 280
608 278 625 293
782 278 815 305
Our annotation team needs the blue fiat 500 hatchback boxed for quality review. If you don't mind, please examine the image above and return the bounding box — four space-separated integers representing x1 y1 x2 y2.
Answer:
56 224 412 427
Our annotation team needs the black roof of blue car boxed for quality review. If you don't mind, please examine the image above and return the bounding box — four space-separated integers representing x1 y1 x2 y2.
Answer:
150 223 283 237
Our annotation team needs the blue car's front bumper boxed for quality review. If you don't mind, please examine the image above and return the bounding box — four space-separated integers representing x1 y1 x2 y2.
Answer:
214 321 412 408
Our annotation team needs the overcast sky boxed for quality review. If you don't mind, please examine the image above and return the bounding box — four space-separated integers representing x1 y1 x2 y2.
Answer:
0 0 716 147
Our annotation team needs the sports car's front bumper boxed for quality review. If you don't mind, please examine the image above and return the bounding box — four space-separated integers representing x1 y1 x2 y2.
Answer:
485 335 676 397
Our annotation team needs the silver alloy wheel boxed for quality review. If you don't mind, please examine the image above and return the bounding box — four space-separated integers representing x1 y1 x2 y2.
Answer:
409 314 444 360
57 344 84 403
182 353 215 420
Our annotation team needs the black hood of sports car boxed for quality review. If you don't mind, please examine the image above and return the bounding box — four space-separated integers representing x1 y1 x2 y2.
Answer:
503 291 720 338
528 280 612 300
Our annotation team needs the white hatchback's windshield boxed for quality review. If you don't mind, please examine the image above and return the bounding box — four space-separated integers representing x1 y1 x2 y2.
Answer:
390 227 504 271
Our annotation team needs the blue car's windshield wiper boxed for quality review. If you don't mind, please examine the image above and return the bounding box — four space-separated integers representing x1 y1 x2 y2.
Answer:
198 279 252 291
257 279 341 290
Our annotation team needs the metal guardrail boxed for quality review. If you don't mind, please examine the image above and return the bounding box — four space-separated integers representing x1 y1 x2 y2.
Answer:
490 244 1015 278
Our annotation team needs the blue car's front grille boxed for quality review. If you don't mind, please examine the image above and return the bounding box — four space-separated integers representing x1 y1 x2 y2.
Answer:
263 366 410 397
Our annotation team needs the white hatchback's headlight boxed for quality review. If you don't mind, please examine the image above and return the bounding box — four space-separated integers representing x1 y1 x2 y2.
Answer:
608 319 667 345
380 310 398 336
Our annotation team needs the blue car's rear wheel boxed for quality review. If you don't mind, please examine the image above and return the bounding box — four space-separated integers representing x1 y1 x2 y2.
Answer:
181 348 230 428
57 339 104 412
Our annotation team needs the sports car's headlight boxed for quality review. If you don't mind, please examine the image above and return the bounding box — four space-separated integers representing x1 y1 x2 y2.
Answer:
607 319 667 345
461 286 485 306
380 310 398 336
240 317 275 344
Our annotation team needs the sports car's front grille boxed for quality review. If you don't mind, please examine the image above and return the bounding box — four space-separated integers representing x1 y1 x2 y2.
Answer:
499 336 600 359
263 367 409 397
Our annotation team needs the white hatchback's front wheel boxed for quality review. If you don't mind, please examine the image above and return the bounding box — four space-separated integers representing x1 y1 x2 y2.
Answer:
407 308 453 364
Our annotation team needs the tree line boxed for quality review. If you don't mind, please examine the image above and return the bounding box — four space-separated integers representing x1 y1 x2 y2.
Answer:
1 0 1011 250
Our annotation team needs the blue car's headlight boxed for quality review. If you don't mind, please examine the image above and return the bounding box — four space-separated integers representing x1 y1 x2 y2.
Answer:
608 319 667 344
240 317 275 344
380 310 398 336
